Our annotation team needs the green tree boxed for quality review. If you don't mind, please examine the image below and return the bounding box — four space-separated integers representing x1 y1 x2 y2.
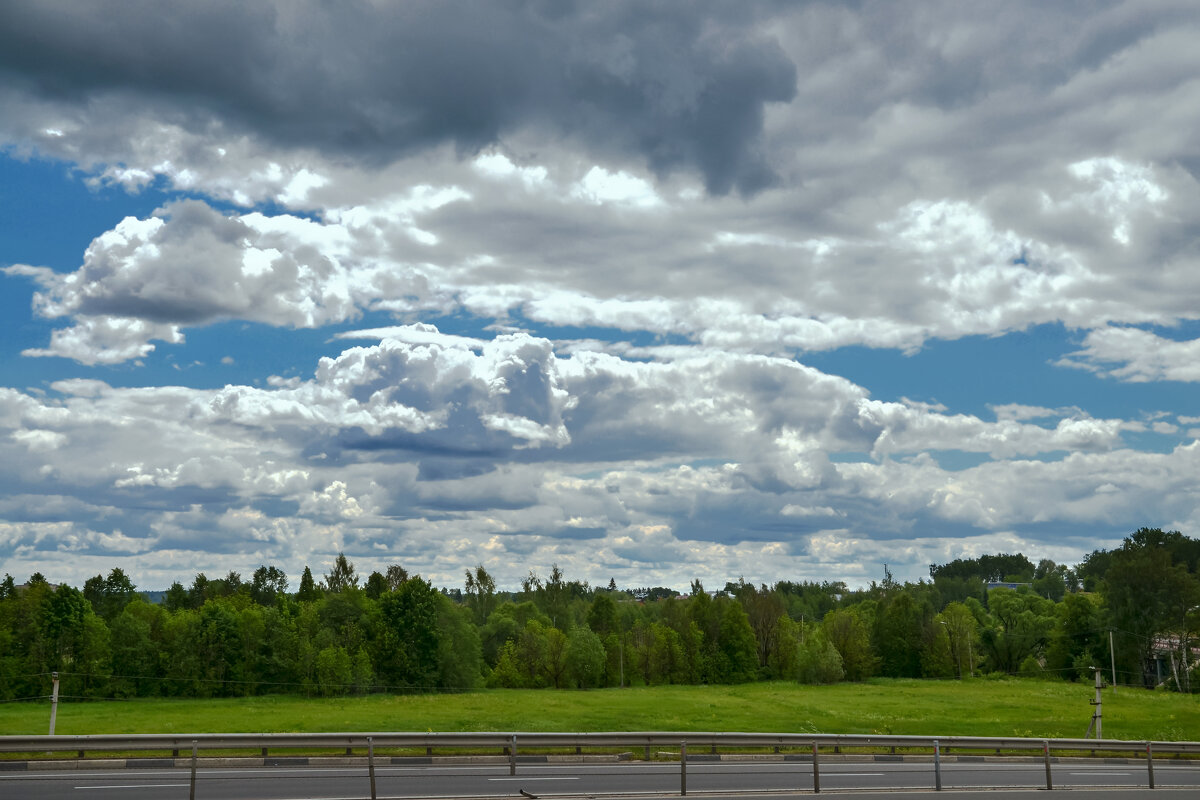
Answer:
978 588 1054 674
565 625 607 688
1102 528 1200 688
542 625 570 688
82 567 137 621
250 565 289 606
715 600 758 683
486 640 525 688
375 577 440 690
196 600 243 695
296 567 322 602
163 581 189 612
1032 559 1068 601
187 573 212 609
539 564 571 629
364 571 389 599
316 645 354 695
385 564 409 590
766 614 801 680
732 581 786 675
513 620 550 687
42 584 91 671
318 588 370 654
796 622 843 684
74 613 112 697
109 599 162 696
435 594 482 689
586 592 618 636
1045 592 1103 680
875 591 924 678
937 602 978 679
630 620 687 685
238 604 297 690
464 565 498 626
161 609 203 696
323 552 359 593
920 621 955 678
822 606 875 681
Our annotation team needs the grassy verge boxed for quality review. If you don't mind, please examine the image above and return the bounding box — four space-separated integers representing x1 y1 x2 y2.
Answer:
2 679 1196 742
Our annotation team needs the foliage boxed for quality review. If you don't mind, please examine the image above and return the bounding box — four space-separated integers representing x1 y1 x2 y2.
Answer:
823 607 875 681
565 625 607 688
3 529 1200 701
323 552 359 593
930 553 1034 583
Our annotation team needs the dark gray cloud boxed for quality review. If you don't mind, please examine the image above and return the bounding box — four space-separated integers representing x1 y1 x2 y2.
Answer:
0 0 795 194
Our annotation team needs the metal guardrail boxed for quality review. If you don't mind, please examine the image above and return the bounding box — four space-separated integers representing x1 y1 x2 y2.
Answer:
2 730 1198 756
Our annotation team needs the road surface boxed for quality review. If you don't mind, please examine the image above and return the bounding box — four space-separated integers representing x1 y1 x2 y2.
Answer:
2 758 1196 799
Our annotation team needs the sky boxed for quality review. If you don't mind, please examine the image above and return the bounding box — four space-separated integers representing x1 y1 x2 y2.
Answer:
1 0 1199 593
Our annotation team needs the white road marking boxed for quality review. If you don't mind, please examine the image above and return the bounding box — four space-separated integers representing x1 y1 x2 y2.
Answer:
489 776 581 782
74 784 188 790
1069 771 1132 776
824 771 885 776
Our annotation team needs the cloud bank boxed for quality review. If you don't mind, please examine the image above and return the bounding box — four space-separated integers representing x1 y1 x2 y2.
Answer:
2 0 1199 589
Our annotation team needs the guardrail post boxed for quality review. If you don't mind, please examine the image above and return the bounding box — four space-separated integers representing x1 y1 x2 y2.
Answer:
1043 740 1052 790
680 740 687 796
368 736 377 800
812 741 820 794
510 734 517 776
1146 741 1155 789
645 744 651 761
189 740 198 800
933 739 942 791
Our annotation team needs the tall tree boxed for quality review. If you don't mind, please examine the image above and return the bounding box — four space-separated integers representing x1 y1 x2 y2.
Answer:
937 601 978 679
978 588 1054 674
250 565 288 606
464 565 498 626
1044 591 1103 680
822 606 875 681
385 564 409 590
875 590 924 678
435 594 482 689
375 577 440 690
1103 529 1200 687
83 568 136 621
565 625 607 688
323 552 359 593
296 567 322 602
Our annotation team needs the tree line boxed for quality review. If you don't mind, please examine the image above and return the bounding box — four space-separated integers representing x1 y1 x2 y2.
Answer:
1 527 1197 701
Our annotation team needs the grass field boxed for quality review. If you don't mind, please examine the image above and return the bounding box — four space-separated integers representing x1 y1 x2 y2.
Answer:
2 679 1197 742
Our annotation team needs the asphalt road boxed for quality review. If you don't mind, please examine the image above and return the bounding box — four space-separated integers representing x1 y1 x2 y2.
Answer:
2 759 1197 800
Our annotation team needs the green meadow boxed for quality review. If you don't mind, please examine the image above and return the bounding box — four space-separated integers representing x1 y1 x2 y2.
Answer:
2 679 1197 742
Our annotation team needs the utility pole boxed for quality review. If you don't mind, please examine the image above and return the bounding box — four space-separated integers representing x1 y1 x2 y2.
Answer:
1085 667 1102 739
48 672 60 735
1108 629 1117 692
